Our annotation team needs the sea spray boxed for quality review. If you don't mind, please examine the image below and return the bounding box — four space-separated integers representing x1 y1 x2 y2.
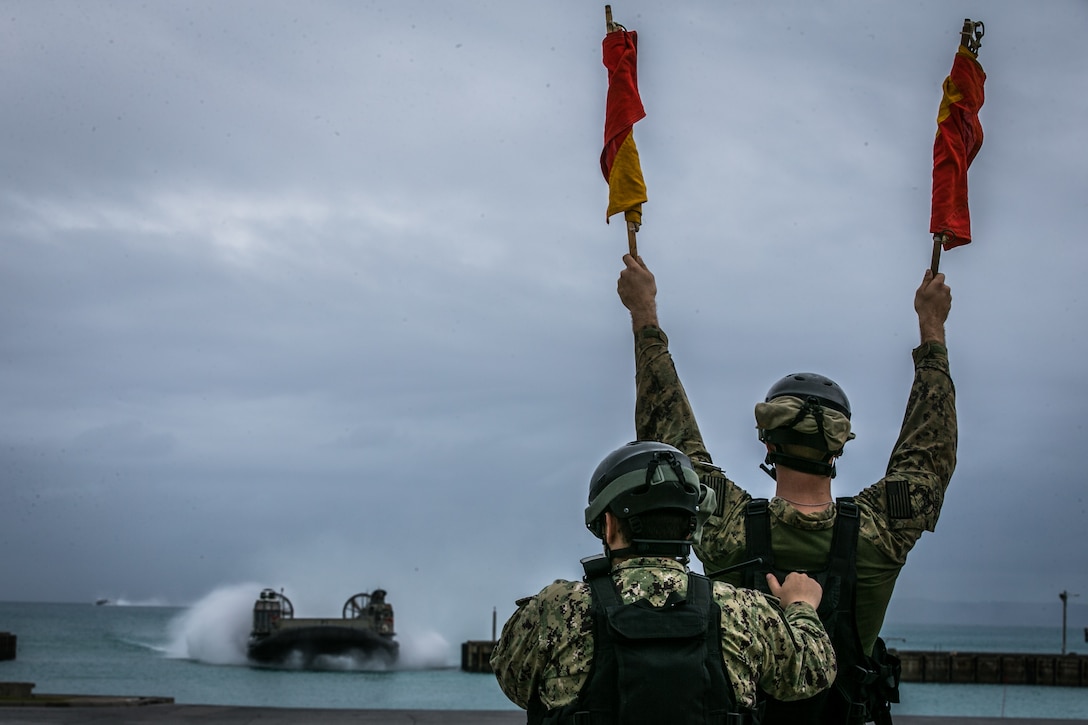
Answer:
166 583 259 665
396 629 453 670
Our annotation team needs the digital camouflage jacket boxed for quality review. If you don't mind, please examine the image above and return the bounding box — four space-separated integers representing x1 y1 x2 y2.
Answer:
490 556 837 712
632 326 957 654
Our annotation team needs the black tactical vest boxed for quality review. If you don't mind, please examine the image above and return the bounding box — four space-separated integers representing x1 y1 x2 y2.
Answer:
529 557 743 725
742 497 900 725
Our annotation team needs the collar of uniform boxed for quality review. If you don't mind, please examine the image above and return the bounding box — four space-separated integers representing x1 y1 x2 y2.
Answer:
769 497 836 530
612 556 687 573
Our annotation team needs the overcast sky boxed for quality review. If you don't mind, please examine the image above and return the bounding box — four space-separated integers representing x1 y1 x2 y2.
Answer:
3 1 1086 651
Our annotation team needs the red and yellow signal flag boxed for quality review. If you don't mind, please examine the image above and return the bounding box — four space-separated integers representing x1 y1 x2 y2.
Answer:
930 19 986 262
601 7 647 254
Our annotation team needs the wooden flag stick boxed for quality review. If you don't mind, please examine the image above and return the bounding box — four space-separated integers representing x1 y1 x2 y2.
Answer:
605 5 615 33
931 234 944 275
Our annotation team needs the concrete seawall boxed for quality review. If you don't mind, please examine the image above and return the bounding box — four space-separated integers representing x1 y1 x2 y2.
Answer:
0 632 16 661
462 639 496 673
895 650 1088 687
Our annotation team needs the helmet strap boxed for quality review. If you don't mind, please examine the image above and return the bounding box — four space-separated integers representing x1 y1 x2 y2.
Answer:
645 452 687 490
763 449 837 478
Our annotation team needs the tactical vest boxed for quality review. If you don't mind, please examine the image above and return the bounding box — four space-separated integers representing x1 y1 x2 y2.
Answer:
742 497 900 725
529 556 746 725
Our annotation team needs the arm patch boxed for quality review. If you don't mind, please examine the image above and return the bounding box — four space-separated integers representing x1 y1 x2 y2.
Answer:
702 474 728 517
886 479 914 520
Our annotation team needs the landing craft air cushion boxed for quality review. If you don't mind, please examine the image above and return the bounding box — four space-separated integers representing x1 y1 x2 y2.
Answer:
247 588 399 667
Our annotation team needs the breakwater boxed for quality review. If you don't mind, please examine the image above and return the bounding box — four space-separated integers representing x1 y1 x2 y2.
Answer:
461 641 495 673
894 649 1088 687
461 607 498 673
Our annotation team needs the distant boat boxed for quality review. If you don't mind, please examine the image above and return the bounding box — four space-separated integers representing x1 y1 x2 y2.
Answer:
246 588 399 667
94 599 111 606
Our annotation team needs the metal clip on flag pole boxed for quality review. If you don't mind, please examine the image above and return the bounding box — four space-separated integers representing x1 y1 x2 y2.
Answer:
930 18 985 274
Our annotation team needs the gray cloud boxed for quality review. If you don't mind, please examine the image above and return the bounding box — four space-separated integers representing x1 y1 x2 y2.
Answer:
2 1 1086 644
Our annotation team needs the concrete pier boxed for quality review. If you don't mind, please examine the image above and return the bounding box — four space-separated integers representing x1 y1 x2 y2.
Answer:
461 640 496 673
0 632 16 661
0 706 1084 725
2 685 1087 725
896 650 1088 687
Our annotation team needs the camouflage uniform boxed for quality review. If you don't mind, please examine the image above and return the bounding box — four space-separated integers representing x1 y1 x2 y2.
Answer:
633 326 957 654
490 556 836 712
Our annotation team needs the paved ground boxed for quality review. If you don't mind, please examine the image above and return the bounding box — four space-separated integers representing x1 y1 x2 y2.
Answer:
0 703 1086 725
0 704 517 724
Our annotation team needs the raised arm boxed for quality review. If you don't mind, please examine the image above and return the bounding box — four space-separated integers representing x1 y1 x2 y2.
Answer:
857 269 957 561
617 255 754 571
617 254 710 463
891 270 956 484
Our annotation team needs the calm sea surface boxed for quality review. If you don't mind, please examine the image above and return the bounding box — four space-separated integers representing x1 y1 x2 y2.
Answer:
2 601 1087 718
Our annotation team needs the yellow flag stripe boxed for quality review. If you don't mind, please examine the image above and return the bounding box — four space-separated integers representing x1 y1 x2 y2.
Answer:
606 133 646 220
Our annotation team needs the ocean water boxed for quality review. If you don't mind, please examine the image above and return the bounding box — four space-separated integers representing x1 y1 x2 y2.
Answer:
2 597 1087 719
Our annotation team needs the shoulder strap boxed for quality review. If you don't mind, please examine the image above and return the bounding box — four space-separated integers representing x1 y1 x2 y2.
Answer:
824 497 877 725
691 573 739 718
828 498 860 577
581 554 624 616
743 498 774 591
685 571 710 609
818 497 860 625
754 497 876 725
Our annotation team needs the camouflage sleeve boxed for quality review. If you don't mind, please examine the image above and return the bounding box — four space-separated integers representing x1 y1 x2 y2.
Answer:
634 326 751 568
489 581 595 711
716 585 837 708
856 342 958 562
766 601 838 701
633 326 713 464
489 594 543 709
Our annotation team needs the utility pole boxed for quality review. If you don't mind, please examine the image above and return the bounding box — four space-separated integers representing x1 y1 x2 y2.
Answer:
1060 590 1080 655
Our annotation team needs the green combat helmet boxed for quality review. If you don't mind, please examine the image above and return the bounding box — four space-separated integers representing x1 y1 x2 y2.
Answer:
584 441 714 562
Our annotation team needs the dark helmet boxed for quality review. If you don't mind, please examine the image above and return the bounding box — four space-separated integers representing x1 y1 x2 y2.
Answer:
765 372 851 418
585 441 703 539
760 372 851 479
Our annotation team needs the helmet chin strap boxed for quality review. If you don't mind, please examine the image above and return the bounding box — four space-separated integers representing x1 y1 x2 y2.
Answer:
760 450 837 479
758 396 842 480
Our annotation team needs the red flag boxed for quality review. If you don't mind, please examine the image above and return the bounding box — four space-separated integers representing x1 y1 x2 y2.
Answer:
601 29 647 228
930 43 986 250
